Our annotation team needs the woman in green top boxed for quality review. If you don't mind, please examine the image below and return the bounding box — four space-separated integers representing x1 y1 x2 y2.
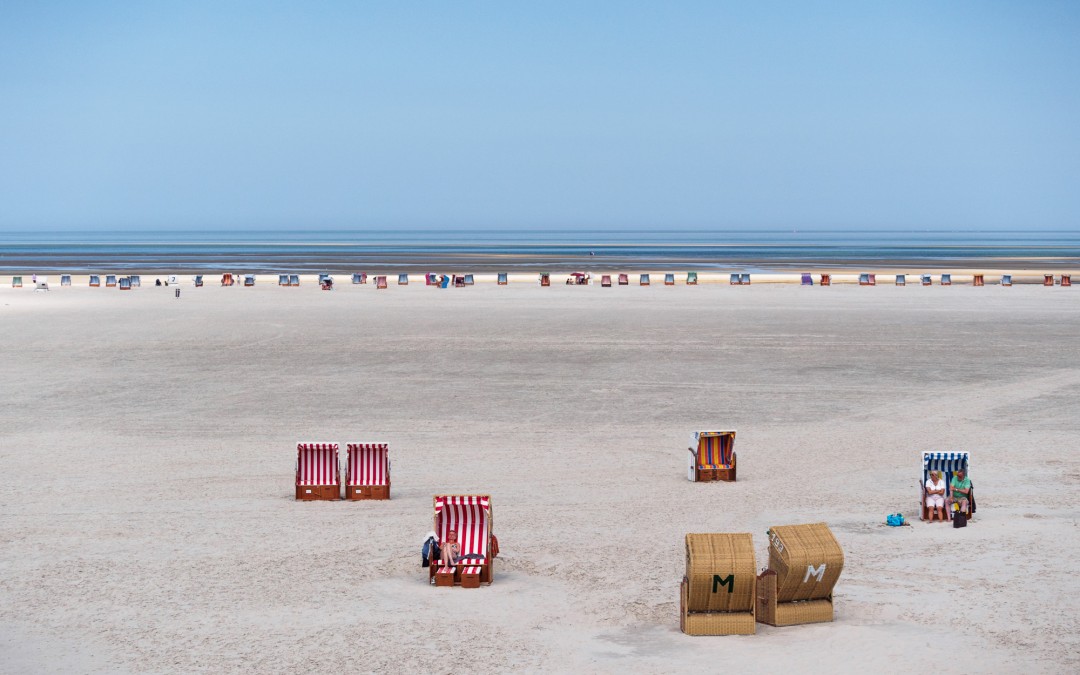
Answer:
948 469 971 515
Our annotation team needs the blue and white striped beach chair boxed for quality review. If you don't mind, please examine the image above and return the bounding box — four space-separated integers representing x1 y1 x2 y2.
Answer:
921 451 973 522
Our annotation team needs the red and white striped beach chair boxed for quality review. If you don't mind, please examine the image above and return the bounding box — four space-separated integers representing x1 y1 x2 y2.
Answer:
346 443 390 500
295 442 340 500
376 276 388 289
429 495 498 587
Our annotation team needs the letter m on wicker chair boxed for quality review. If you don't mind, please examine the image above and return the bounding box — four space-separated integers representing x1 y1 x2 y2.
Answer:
295 442 340 500
428 495 497 587
688 431 737 482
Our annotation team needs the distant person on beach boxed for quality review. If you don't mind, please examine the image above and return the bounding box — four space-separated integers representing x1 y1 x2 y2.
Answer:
175 287 180 299
948 469 971 514
925 470 946 521
439 530 460 567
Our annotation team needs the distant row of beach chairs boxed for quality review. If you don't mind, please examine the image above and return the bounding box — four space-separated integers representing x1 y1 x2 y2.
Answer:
8 272 1074 289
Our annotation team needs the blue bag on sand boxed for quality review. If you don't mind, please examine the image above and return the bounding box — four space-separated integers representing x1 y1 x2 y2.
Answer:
886 513 905 527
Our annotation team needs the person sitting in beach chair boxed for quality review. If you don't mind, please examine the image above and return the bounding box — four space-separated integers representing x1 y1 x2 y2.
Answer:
439 530 460 568
948 468 971 515
924 470 947 522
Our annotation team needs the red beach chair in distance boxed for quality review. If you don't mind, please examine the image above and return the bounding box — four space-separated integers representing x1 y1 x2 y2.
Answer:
601 275 612 287
820 274 831 286
973 274 984 286
1044 274 1054 287
539 273 550 287
346 443 390 500
295 442 340 500
430 495 497 587
376 276 388 289
618 274 629 285
352 273 366 284
221 273 233 286
426 273 437 286
688 431 737 482
1062 274 1072 287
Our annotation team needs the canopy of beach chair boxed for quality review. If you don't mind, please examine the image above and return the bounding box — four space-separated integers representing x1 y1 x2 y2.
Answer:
296 442 340 486
347 443 389 487
801 273 813 286
434 495 491 562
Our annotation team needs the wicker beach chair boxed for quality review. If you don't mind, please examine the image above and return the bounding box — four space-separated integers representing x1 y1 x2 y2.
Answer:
640 273 650 286
756 523 844 626
973 274 984 286
664 273 675 286
618 274 629 285
346 443 390 500
601 275 612 287
687 272 698 285
895 274 906 286
921 451 973 522
429 495 496 587
688 431 736 482
295 442 340 500
680 533 756 635
801 273 813 286
497 273 508 285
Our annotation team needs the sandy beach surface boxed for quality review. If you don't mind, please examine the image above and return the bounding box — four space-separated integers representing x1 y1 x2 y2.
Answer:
1 281 1078 674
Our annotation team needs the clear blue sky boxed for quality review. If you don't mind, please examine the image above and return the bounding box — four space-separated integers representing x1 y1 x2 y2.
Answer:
1 1 1077 231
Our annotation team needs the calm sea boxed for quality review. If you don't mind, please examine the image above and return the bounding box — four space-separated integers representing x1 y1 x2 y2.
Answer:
1 230 1078 272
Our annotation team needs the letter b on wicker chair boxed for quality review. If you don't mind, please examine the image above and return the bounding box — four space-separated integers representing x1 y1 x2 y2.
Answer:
756 523 844 626
680 533 756 635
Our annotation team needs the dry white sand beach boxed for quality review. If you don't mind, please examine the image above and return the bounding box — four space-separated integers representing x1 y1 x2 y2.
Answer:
1 282 1078 673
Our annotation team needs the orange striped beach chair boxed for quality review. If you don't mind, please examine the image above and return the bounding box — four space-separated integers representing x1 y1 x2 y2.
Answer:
430 495 497 587
688 431 737 482
295 442 340 500
346 443 390 500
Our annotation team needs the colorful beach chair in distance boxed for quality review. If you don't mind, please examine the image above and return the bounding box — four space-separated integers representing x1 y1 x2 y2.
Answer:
295 442 340 500
279 274 289 286
687 272 698 285
194 275 204 287
12 276 23 288
601 275 612 287
688 431 737 482
376 276 388 289
539 273 550 287
680 533 757 635
352 273 366 284
220 273 233 286
1063 274 1072 287
941 274 952 286
130 275 141 287
921 451 973 522
425 273 437 286
730 273 740 285
858 273 875 286
398 273 409 285
618 273 628 286
756 522 844 626
921 274 932 286
106 275 117 287
89 275 100 287
289 274 300 286
820 273 831 286
464 274 474 286
430 495 497 587
640 273 650 286
61 275 71 286
801 273 813 286
244 274 255 287
740 273 751 285
973 274 984 286
497 272 508 285
1001 274 1012 287
895 274 906 286
664 273 675 286
119 277 132 290
1044 274 1054 287
346 443 390 500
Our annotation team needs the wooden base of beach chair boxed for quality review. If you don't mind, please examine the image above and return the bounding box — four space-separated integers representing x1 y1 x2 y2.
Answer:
434 567 455 587
696 464 736 482
755 571 834 626
347 484 390 500
295 484 340 501
461 566 481 589
679 578 756 635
